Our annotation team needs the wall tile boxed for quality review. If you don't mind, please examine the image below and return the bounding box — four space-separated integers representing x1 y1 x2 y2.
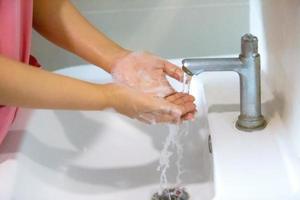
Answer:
32 1 249 70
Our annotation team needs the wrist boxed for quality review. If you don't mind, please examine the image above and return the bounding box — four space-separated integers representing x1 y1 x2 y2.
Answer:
92 44 131 73
107 48 131 72
99 83 121 110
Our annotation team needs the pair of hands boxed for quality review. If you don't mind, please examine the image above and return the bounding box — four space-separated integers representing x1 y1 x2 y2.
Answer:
107 51 196 124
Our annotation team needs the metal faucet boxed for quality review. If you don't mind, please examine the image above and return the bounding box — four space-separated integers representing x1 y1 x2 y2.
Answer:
182 34 266 131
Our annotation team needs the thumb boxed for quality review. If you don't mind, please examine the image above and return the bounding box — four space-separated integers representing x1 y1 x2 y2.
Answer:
163 61 184 81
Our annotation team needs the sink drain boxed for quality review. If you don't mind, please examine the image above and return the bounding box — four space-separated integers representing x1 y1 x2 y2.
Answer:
151 187 189 200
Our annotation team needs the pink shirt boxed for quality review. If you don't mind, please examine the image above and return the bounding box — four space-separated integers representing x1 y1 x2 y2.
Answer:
0 0 33 144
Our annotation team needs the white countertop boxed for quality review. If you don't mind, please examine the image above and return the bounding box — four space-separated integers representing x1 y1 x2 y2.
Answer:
198 71 300 199
1 59 300 199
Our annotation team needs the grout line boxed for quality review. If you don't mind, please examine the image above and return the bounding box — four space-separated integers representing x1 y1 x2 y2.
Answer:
81 2 249 15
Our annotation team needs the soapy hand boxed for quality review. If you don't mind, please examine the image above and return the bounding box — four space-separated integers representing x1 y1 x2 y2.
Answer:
165 92 196 121
110 51 196 122
111 51 183 97
106 84 196 124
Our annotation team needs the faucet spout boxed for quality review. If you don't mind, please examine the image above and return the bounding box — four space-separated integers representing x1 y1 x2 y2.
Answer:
182 57 243 75
182 34 266 131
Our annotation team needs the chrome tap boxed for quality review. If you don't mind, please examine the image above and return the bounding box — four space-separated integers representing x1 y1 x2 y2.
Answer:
182 34 266 131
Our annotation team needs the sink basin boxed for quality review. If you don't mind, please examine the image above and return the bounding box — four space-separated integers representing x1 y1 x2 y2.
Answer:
1 58 299 199
0 60 214 200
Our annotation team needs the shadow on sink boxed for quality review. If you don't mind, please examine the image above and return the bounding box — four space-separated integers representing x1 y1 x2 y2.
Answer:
0 108 213 194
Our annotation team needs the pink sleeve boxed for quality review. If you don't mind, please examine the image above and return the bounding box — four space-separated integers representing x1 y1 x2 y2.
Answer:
0 0 34 145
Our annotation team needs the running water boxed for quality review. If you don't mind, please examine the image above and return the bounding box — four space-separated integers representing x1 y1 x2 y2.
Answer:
182 73 192 94
157 73 192 194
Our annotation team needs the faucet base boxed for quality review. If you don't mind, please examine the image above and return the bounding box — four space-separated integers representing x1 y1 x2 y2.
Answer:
235 115 267 132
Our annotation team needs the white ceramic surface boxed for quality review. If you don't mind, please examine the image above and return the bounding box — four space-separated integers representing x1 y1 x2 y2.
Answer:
250 0 300 159
1 58 299 200
199 72 300 200
0 60 214 200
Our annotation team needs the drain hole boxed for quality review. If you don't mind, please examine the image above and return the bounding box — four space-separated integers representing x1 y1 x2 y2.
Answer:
152 187 189 200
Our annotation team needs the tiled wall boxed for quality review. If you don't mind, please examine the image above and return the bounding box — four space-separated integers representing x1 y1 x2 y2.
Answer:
31 0 249 70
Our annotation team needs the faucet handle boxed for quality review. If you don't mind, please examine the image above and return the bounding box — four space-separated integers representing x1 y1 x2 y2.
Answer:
241 33 258 57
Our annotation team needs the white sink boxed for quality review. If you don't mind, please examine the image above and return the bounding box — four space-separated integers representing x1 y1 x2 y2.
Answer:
0 60 214 200
1 58 299 200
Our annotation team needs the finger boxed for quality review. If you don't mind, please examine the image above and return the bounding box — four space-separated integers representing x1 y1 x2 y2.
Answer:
157 95 196 117
159 103 183 121
173 95 195 106
163 61 184 81
168 94 195 105
165 92 185 103
156 98 195 119
174 97 185 106
141 108 182 124
145 97 183 122
182 112 195 121
154 113 182 124
181 108 197 120
179 102 197 115
137 113 156 124
136 117 152 124
182 94 195 102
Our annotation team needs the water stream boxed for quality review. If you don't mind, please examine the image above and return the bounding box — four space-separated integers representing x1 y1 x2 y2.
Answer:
157 73 192 195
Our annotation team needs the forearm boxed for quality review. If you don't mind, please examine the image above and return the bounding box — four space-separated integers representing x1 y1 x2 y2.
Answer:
32 0 128 72
0 56 110 110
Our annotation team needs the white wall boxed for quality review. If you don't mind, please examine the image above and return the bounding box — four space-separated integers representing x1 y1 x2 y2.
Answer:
250 0 300 157
31 0 249 70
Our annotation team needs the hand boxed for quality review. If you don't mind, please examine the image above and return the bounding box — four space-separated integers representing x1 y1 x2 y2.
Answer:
165 92 196 121
111 51 183 97
105 84 195 124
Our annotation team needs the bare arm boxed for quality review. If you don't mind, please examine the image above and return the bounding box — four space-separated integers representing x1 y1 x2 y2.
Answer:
32 0 128 72
28 0 196 121
0 55 109 110
0 56 195 122
32 0 185 96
